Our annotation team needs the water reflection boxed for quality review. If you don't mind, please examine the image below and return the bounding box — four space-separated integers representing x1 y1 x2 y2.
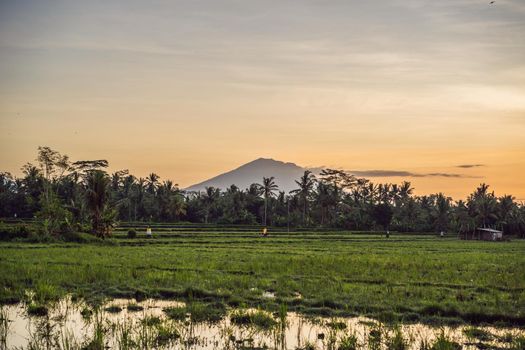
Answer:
1 297 523 350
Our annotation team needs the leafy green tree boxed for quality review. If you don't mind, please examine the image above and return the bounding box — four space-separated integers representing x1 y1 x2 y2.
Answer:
2 146 525 237
36 191 73 236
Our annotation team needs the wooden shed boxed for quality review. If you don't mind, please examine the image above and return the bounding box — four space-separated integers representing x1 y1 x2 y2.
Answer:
460 228 503 241
475 228 503 241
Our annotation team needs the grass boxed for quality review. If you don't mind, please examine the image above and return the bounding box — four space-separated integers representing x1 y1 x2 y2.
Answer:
27 303 49 316
338 334 359 350
163 301 227 323
127 303 144 312
463 327 494 341
230 309 277 330
104 305 123 313
0 307 8 348
425 331 461 350
1 224 524 326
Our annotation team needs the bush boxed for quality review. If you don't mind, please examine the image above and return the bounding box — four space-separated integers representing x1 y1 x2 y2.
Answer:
62 231 102 243
127 229 137 238
0 224 32 241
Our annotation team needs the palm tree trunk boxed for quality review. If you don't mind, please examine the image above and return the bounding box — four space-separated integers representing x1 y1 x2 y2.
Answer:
264 197 267 226
303 197 306 226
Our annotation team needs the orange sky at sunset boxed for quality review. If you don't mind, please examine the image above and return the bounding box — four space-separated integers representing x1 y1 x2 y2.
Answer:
1 1 524 200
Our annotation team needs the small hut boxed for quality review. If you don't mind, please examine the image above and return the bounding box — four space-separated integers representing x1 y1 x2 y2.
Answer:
460 228 503 241
475 228 503 241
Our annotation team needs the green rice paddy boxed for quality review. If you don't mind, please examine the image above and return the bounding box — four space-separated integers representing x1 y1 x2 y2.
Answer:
1 224 524 326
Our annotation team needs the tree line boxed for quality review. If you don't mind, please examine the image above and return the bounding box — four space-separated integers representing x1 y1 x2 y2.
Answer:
1 147 524 238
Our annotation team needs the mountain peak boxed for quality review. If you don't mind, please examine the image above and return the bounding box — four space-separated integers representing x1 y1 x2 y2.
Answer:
245 157 300 168
185 158 309 193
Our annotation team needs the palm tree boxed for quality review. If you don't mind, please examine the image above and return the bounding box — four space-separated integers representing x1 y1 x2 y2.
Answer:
260 177 278 226
133 178 147 221
390 183 401 204
399 181 413 200
434 193 451 232
146 173 160 194
84 170 111 237
453 200 474 236
291 170 316 226
314 182 336 226
377 183 392 204
468 183 498 227
202 186 220 224
121 175 136 220
498 195 516 229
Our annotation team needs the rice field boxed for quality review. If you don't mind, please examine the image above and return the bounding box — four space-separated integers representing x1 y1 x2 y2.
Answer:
1 223 524 328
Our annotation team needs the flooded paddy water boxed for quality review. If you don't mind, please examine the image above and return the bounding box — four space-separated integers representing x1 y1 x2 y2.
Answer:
1 297 524 350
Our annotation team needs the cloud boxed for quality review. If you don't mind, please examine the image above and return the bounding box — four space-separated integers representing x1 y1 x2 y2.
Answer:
348 170 480 178
349 170 414 177
456 164 485 168
424 173 464 178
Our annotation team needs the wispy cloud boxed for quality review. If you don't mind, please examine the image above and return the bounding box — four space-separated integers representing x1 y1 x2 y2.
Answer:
348 170 480 178
456 164 485 168
349 170 414 177
423 173 466 178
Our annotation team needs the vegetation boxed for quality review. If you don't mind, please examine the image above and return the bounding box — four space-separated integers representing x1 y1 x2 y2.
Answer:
5 297 522 350
1 147 525 240
230 309 277 330
0 227 524 326
1 146 525 344
164 302 226 323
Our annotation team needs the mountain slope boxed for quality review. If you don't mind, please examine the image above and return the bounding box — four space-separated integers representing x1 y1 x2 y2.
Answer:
185 158 315 193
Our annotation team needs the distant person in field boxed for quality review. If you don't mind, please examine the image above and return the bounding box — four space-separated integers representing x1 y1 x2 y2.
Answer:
146 226 152 238
262 227 268 237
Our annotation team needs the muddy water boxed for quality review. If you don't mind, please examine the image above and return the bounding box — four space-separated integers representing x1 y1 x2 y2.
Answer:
1 297 523 350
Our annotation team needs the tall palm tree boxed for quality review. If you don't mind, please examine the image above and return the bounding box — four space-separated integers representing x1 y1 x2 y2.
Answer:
84 170 111 237
261 177 278 226
434 193 451 232
121 175 136 220
314 182 336 226
202 186 220 224
498 195 516 229
131 177 147 221
468 183 498 227
390 183 401 204
453 200 474 236
146 173 160 194
377 183 392 204
291 170 316 225
399 181 413 200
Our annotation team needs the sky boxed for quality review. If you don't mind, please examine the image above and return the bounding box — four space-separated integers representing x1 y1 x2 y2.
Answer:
1 0 524 200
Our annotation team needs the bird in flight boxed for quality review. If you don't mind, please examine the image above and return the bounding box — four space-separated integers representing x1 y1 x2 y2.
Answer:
489 1 495 3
